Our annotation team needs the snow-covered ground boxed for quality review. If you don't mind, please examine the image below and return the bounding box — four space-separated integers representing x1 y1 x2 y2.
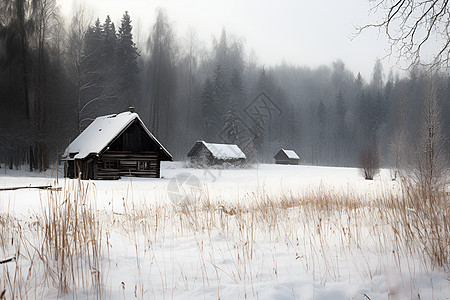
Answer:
0 162 448 299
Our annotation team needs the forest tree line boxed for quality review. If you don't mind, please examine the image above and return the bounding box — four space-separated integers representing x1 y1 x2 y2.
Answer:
1 2 449 171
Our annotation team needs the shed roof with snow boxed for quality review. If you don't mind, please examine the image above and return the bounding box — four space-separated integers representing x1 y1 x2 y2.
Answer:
187 141 246 164
274 149 300 165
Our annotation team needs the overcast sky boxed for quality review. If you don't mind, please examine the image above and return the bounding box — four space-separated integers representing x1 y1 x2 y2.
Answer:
58 0 410 80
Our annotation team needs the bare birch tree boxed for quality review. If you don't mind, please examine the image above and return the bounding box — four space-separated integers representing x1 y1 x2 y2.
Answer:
66 2 90 132
413 76 448 199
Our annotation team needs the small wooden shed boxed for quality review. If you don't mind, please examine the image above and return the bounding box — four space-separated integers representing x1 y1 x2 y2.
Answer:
274 149 300 165
62 110 172 180
187 141 246 166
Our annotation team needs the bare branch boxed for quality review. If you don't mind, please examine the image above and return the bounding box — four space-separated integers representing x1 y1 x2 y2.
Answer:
356 0 449 71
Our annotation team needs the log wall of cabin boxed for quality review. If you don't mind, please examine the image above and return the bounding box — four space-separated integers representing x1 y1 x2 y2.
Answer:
275 159 290 165
97 151 160 179
65 158 97 180
275 158 299 165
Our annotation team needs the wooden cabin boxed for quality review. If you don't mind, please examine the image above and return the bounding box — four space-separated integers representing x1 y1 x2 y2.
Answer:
274 149 300 165
62 110 172 180
187 141 246 166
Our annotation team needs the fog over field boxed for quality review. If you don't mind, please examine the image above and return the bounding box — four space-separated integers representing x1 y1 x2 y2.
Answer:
1 0 449 168
0 0 449 299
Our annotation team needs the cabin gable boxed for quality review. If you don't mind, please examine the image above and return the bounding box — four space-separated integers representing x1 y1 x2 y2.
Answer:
187 143 214 165
108 120 161 154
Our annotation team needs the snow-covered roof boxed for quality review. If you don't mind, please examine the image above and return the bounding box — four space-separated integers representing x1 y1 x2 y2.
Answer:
63 111 172 160
189 141 246 160
280 149 300 160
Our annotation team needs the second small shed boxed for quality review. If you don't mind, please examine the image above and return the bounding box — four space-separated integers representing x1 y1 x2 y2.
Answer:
187 141 246 166
274 149 300 165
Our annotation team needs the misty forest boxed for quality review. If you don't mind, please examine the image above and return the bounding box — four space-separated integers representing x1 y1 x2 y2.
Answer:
1 2 449 171
1 1 450 298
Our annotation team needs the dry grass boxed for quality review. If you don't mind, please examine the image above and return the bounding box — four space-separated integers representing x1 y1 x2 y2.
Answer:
1 174 448 298
37 178 104 296
114 180 448 297
1 179 105 298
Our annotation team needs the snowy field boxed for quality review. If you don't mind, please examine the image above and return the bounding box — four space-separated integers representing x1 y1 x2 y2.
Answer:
0 162 448 299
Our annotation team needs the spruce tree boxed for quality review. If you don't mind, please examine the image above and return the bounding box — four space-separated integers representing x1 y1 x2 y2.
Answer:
100 15 119 114
213 65 227 103
117 11 140 108
145 9 177 139
83 19 102 69
317 100 327 164
223 69 244 144
102 15 116 66
202 78 216 140
334 90 347 165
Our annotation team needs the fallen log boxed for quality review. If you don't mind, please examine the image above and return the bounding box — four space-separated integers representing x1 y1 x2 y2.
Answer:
0 256 15 265
0 185 54 191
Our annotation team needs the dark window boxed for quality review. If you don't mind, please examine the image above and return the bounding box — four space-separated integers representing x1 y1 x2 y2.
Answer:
138 160 158 170
104 161 117 169
138 161 149 170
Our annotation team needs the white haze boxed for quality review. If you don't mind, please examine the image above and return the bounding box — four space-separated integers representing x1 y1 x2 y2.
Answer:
57 0 421 79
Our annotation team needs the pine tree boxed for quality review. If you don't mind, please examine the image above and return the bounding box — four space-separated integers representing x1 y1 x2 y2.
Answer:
252 67 277 159
101 15 118 107
223 69 244 144
335 90 346 132
317 100 326 164
83 19 102 69
359 91 377 142
334 90 347 165
102 15 116 67
214 28 228 73
116 11 140 108
212 64 229 124
145 9 177 140
202 78 216 140
355 72 364 94
372 59 384 92
256 67 274 95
